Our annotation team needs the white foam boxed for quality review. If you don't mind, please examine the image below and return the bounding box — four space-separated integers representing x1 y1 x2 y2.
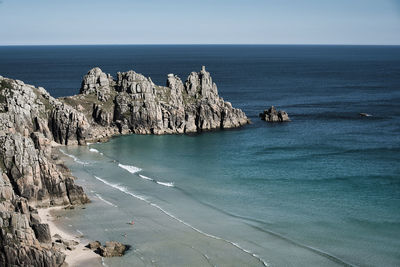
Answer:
139 174 154 181
76 229 84 235
95 193 118 207
89 148 100 153
59 149 89 165
94 176 147 201
156 181 174 187
118 163 142 174
139 174 174 187
101 257 108 267
93 175 268 266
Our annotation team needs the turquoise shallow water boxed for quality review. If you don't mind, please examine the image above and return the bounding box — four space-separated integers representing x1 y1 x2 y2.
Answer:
61 117 400 266
1 45 399 266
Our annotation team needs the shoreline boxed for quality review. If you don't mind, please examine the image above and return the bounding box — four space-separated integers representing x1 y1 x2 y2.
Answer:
38 206 102 267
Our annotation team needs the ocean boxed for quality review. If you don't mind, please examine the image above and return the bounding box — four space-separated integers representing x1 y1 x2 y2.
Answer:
1 45 399 266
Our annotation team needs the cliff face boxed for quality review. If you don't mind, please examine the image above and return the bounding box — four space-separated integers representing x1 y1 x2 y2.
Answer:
0 67 248 266
0 77 89 267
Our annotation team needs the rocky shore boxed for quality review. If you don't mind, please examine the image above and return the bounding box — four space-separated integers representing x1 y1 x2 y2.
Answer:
0 67 249 266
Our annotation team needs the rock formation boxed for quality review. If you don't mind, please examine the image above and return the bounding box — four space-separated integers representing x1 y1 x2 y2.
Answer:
72 66 249 135
259 106 290 122
86 241 130 257
0 66 248 266
0 76 89 266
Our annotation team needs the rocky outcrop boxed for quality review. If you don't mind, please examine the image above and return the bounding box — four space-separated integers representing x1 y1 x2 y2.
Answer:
0 76 89 266
76 66 249 135
80 67 113 102
0 66 247 266
259 106 290 122
87 241 129 257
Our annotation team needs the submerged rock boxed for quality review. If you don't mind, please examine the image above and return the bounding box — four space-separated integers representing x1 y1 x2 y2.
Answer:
259 106 290 122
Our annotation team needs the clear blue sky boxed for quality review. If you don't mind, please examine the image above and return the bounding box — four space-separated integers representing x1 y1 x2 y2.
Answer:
0 0 399 45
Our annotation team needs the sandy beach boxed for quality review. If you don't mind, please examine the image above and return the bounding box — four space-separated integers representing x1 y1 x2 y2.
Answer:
38 206 102 267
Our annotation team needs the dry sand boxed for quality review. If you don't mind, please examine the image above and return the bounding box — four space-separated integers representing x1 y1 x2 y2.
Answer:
38 206 102 267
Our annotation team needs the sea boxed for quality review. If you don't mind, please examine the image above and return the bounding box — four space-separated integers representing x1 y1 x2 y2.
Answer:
0 45 399 267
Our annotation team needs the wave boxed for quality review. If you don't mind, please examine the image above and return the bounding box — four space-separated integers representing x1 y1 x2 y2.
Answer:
118 163 142 174
59 149 89 165
94 176 147 201
93 175 268 266
95 193 118 207
76 229 84 235
156 181 174 187
139 174 174 187
89 148 99 153
138 174 154 181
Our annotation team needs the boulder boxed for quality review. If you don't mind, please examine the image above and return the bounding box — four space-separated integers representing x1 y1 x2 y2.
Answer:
86 240 101 250
259 106 290 122
96 241 129 257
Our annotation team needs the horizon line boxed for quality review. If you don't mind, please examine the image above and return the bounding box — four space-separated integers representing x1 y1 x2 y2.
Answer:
0 43 399 47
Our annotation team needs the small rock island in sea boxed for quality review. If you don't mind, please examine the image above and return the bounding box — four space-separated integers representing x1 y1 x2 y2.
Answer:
259 106 290 122
0 67 249 266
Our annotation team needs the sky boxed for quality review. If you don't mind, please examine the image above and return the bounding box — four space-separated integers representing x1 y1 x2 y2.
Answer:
0 0 399 45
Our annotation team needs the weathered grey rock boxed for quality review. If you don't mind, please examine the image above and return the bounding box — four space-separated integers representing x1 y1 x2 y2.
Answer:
49 103 90 145
32 223 51 243
0 66 247 266
0 77 90 267
259 106 290 122
77 66 249 135
80 67 113 101
86 240 101 250
96 241 129 257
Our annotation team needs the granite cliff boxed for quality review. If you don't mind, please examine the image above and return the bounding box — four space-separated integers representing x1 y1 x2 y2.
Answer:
0 67 248 266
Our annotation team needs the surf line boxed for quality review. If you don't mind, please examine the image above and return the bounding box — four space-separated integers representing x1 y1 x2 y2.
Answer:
93 176 268 267
95 193 118 207
139 174 174 188
59 149 89 165
84 147 174 188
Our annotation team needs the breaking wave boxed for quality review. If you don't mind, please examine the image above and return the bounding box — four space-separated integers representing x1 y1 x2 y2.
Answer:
138 174 154 181
118 163 142 174
139 174 175 187
156 181 174 187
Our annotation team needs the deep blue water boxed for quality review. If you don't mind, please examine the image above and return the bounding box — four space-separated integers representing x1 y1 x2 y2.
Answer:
1 45 400 266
